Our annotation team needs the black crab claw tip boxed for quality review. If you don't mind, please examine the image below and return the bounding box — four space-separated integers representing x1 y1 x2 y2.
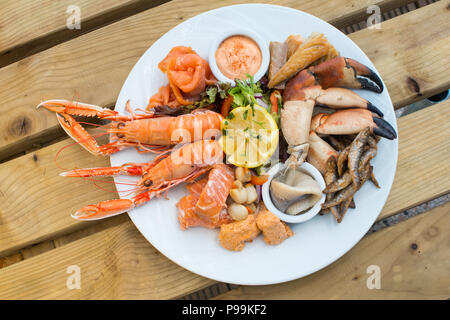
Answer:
358 75 383 93
345 57 384 93
373 117 397 140
367 101 384 117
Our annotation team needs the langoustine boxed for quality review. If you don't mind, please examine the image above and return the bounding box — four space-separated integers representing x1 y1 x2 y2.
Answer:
62 140 225 220
37 99 223 155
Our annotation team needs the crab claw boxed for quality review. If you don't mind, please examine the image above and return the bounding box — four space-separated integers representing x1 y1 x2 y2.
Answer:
312 109 397 140
287 86 384 117
312 57 384 93
307 131 338 175
284 57 384 97
72 199 135 220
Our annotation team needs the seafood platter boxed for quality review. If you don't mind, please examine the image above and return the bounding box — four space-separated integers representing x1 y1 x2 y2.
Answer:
37 5 398 284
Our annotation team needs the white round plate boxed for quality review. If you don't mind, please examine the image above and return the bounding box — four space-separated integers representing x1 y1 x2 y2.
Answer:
111 4 398 285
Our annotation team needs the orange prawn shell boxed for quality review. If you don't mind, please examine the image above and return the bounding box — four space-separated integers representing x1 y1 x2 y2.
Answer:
113 110 223 146
141 140 224 188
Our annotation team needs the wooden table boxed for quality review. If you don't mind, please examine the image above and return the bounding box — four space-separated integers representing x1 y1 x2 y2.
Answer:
0 0 448 300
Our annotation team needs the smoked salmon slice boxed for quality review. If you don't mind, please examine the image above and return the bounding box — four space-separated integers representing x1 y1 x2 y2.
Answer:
195 164 234 225
148 46 217 110
177 164 234 230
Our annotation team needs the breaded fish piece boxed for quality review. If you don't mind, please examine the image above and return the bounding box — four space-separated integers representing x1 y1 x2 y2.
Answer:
256 207 293 245
218 214 260 251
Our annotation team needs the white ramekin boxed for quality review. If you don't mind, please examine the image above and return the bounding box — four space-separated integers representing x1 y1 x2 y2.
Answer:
208 28 270 85
262 162 326 224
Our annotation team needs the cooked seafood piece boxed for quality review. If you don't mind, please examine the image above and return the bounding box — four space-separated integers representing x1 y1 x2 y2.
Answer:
306 131 338 175
269 41 288 89
177 178 232 230
284 56 384 94
326 135 347 151
218 214 260 251
349 198 356 209
311 109 397 140
256 206 293 245
270 167 322 215
348 128 371 187
322 156 340 220
322 162 372 210
370 168 380 188
269 33 332 88
324 171 352 193
147 46 217 109
38 100 224 155
65 140 224 220
285 34 303 60
195 164 235 225
279 53 395 169
311 44 339 66
358 136 377 176
337 146 350 176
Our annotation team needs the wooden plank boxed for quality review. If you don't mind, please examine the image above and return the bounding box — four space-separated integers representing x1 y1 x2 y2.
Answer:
0 0 441 161
348 1 450 108
0 138 119 257
215 201 450 299
0 0 170 68
0 101 448 299
0 221 214 300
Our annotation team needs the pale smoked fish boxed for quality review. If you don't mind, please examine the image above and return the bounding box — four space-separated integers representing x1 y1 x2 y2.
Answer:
311 44 339 66
268 41 288 89
286 34 303 60
268 33 331 88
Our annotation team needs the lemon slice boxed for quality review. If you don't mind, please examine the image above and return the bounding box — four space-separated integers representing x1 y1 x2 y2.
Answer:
220 104 279 168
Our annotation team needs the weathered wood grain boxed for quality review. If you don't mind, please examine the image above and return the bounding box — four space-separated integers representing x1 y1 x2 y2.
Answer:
0 138 118 257
0 0 169 67
378 100 450 219
214 201 450 300
0 0 444 161
348 0 450 108
0 101 448 299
